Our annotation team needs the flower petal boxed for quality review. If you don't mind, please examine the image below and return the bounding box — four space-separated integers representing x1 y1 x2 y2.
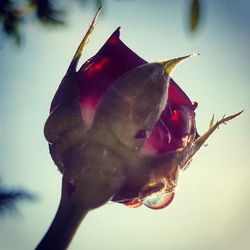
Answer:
169 78 197 110
76 28 196 129
141 104 196 155
77 28 146 128
123 199 143 208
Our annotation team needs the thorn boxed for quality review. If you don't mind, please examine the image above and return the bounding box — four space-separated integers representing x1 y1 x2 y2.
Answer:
160 53 199 76
67 5 104 73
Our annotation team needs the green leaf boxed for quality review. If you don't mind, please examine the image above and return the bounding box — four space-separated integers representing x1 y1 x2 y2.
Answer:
190 0 200 32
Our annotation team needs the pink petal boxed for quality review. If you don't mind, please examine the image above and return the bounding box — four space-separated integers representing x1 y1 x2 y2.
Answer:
77 28 146 127
123 199 143 208
141 105 196 155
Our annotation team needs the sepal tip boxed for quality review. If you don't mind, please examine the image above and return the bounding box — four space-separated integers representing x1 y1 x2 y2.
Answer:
160 53 199 75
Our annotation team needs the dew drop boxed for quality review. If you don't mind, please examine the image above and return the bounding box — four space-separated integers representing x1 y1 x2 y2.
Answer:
143 192 175 209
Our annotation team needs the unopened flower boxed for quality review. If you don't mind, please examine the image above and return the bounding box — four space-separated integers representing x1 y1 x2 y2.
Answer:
44 9 241 211
37 7 241 250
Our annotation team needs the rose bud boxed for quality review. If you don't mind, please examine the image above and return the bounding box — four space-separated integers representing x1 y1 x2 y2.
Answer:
37 6 242 250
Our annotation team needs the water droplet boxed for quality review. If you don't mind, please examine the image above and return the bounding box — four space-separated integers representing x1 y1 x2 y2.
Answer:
143 192 175 209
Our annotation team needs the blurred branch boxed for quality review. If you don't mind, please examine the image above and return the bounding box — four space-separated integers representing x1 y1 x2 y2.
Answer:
0 0 22 45
0 181 36 215
0 0 65 45
31 0 65 25
0 0 203 46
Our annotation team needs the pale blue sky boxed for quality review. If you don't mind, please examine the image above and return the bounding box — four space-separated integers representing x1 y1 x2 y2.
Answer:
0 0 249 249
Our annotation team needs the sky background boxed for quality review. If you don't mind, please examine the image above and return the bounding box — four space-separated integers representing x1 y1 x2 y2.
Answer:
0 0 249 249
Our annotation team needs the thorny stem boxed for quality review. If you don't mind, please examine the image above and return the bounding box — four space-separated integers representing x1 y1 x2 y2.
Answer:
146 111 243 176
179 111 243 170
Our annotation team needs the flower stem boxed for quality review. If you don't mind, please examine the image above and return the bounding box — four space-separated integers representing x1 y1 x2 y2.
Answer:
36 191 89 250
